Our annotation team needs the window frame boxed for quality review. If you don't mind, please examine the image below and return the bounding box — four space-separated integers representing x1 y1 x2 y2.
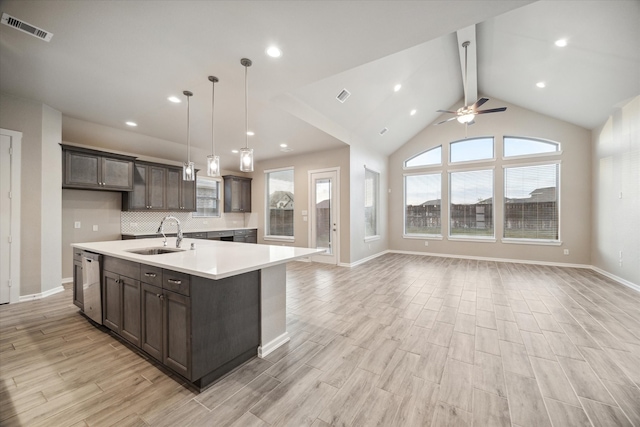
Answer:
502 136 562 160
264 166 295 242
364 167 380 242
403 171 443 239
502 160 562 245
192 176 221 218
448 167 496 242
403 145 443 170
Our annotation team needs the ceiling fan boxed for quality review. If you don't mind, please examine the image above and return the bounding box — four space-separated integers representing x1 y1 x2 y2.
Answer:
435 41 506 126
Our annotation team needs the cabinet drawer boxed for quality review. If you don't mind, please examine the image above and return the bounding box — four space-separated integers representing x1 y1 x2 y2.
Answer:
140 265 163 287
185 232 207 239
163 270 190 296
73 250 84 262
207 230 234 239
234 229 257 237
104 256 140 280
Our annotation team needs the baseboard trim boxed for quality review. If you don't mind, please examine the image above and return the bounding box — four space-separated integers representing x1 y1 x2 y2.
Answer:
590 266 640 293
258 332 290 358
339 250 391 268
61 276 73 285
19 285 65 302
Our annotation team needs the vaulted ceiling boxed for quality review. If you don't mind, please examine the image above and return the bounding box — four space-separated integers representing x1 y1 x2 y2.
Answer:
1 1 638 171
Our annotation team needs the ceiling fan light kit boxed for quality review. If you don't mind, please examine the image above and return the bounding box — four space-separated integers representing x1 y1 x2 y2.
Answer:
436 40 506 127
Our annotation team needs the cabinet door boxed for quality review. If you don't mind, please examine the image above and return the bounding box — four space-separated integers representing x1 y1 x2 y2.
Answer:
181 178 196 211
164 290 191 379
165 168 181 211
127 163 148 210
73 260 84 310
120 276 141 347
102 157 133 190
148 166 166 210
103 270 121 333
141 283 163 361
241 178 252 212
65 151 100 188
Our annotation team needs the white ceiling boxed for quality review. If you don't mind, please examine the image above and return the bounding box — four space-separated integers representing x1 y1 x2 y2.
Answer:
1 1 638 171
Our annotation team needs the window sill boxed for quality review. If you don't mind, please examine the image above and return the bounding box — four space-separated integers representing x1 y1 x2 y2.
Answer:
264 236 295 243
501 238 562 246
364 235 381 243
448 236 496 243
403 234 443 240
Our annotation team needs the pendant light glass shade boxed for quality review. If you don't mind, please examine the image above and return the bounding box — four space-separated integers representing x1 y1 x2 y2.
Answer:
239 58 254 172
182 90 195 181
207 75 221 177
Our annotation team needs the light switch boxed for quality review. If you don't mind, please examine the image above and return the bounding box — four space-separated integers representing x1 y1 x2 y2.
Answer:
303 216 308 222
74 221 81 229
92 225 99 232
301 210 308 216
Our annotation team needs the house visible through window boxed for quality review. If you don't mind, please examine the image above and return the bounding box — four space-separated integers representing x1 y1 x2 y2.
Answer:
449 169 494 238
266 168 294 238
193 177 220 217
364 168 379 239
404 173 441 236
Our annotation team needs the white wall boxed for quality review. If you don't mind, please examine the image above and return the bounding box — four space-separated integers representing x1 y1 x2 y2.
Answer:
0 92 62 296
592 96 640 285
388 97 592 265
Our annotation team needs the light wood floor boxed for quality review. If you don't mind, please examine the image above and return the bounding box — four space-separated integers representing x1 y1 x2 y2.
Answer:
2 254 640 426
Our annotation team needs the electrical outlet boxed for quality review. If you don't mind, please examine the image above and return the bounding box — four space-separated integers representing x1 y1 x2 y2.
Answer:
563 249 569 255
130 222 137 228
92 225 98 232
74 221 81 229
303 216 308 222
424 241 429 246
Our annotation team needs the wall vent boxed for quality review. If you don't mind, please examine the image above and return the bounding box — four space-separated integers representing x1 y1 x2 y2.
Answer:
1 13 53 42
336 89 351 103
379 127 389 135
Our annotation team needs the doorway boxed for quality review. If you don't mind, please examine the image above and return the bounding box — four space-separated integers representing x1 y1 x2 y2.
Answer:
0 129 21 304
308 168 340 265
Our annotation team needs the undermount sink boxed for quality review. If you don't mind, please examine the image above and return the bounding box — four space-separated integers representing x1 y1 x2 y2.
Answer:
126 247 186 255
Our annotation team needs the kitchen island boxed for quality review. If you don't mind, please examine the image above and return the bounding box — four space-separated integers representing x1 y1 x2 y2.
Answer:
71 237 322 390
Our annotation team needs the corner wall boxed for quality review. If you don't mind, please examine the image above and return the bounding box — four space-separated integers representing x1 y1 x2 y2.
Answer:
592 96 639 286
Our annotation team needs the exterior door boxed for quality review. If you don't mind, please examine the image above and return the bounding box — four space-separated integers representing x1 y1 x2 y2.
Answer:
309 169 339 265
0 129 21 304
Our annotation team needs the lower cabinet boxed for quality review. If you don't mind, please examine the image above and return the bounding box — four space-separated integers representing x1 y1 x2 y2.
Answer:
103 261 141 347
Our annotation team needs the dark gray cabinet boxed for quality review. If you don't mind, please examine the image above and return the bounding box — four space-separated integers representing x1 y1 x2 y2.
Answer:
62 145 135 191
234 229 257 243
223 175 252 213
72 250 84 310
103 257 141 347
123 163 196 212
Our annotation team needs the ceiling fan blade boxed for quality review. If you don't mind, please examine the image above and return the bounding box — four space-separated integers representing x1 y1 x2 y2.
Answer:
476 107 507 114
435 116 459 125
471 98 489 110
436 109 457 114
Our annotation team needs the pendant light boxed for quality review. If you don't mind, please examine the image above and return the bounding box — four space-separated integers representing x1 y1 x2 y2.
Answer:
239 58 254 172
182 90 195 181
206 76 220 177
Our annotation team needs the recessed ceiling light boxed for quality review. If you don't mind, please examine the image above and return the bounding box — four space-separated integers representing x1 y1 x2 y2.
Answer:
266 46 282 58
246 131 255 136
394 84 402 92
554 39 567 47
167 96 181 103
536 82 546 88
125 121 137 127
410 109 417 116
231 149 239 154
280 143 288 148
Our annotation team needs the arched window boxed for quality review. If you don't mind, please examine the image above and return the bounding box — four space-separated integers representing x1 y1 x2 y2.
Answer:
404 145 441 168
450 137 494 163
504 136 560 158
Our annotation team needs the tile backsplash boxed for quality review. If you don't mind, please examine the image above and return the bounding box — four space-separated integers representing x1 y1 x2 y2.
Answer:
121 211 251 234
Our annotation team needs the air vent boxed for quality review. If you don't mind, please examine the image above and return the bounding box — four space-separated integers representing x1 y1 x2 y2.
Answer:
336 89 351 103
1 13 53 42
379 127 389 135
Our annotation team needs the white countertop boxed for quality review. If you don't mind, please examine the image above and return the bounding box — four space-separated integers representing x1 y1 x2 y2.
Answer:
72 238 323 280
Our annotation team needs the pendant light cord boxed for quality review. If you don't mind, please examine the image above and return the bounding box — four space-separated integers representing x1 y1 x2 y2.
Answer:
183 90 193 163
211 77 216 155
244 63 249 149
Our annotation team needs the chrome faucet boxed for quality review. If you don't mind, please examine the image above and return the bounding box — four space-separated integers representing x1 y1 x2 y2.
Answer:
157 215 183 248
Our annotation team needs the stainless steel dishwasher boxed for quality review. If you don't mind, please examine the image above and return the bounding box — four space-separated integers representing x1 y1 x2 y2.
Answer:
82 251 103 324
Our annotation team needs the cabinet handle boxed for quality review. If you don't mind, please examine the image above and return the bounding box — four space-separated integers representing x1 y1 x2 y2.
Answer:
144 272 157 278
156 293 161 298
167 279 182 285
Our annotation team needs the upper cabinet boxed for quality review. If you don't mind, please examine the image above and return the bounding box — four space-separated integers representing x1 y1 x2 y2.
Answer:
223 175 252 213
62 145 135 191
122 162 196 212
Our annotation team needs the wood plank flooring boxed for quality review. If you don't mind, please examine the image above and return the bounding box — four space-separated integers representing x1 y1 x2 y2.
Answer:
2 254 640 426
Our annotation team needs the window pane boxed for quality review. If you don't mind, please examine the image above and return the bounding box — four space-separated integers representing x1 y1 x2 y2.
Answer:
193 177 219 217
405 146 442 168
450 137 494 163
266 169 294 237
504 137 559 157
450 170 494 237
504 164 559 240
364 168 379 237
405 173 441 235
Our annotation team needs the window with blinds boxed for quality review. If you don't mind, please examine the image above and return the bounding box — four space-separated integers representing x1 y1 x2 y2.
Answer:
449 169 494 238
504 163 559 240
193 177 220 217
404 173 442 236
266 168 294 238
364 168 379 238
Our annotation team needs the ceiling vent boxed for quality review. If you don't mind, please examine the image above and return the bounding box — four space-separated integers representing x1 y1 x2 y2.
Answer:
336 89 351 103
1 13 53 42
379 127 389 135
